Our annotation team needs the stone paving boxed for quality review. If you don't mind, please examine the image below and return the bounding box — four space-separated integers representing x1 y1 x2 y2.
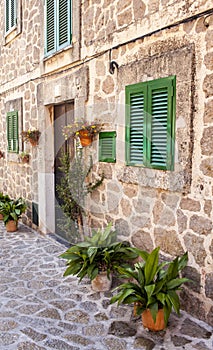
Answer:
0 222 212 350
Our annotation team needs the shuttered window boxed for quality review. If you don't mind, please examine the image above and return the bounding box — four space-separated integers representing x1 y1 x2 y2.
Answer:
7 111 19 153
5 0 17 33
126 76 176 170
99 132 116 163
45 0 72 56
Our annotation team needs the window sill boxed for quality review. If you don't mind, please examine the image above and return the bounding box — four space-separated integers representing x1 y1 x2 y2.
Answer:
7 153 19 162
42 41 80 75
4 26 20 45
118 164 190 193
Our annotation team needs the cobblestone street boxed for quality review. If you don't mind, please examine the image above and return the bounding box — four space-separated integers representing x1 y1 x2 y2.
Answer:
0 222 212 350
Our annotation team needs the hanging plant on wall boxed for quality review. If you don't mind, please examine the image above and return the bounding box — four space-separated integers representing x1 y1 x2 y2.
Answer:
18 152 30 164
63 119 103 147
21 129 41 146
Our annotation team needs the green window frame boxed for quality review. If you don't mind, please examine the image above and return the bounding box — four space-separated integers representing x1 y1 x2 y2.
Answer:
99 131 116 163
7 111 19 153
126 76 176 171
45 0 72 56
5 0 17 33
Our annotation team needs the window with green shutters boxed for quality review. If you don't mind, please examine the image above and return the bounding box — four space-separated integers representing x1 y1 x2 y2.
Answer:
45 0 72 56
7 111 19 153
5 0 17 33
99 132 116 163
126 76 176 171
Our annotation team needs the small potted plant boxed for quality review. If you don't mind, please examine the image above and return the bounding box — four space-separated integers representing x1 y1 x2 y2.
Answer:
0 193 11 220
63 119 103 147
19 152 30 164
60 223 138 291
21 129 41 146
0 150 5 159
1 197 27 232
110 247 189 331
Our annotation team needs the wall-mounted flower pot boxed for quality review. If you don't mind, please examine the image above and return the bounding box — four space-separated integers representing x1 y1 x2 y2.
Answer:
29 139 38 146
21 130 40 146
6 220 18 232
78 130 93 147
21 155 30 164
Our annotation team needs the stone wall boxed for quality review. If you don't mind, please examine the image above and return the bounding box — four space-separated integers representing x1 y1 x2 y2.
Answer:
83 3 213 325
0 0 212 325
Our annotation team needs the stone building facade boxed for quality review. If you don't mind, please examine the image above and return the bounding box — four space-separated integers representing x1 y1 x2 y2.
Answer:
0 0 212 325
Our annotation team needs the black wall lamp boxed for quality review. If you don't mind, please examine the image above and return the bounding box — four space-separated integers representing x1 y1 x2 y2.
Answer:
109 49 119 74
109 60 119 74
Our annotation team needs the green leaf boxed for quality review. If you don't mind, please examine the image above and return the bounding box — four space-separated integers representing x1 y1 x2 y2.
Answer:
177 252 188 271
144 247 160 284
166 257 179 280
149 302 159 323
87 247 98 263
167 290 180 315
90 267 99 280
11 213 18 221
145 284 155 300
156 292 166 306
134 248 149 261
153 279 166 295
163 303 172 326
63 264 81 277
166 277 189 290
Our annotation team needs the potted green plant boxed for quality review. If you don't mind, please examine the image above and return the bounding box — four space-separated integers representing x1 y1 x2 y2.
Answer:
110 247 189 331
1 197 27 232
19 152 30 164
21 129 41 146
60 223 138 291
63 118 103 147
0 193 11 220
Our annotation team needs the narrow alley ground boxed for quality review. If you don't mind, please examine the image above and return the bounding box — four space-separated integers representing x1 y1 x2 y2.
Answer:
0 222 212 350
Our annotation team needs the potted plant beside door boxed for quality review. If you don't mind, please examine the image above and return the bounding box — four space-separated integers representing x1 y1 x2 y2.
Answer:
60 223 138 291
110 247 189 331
1 197 27 232
0 193 11 220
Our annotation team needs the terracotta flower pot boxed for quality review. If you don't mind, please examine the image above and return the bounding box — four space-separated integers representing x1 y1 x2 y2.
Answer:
78 130 93 147
6 220 18 232
29 139 38 146
0 213 3 220
142 308 166 331
91 272 112 292
21 155 30 164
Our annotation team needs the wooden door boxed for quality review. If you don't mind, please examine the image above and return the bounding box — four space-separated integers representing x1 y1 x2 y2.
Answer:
54 103 75 242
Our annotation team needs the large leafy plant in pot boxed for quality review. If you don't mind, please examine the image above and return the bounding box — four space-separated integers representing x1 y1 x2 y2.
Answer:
1 197 27 232
110 247 189 331
60 223 138 291
0 193 11 220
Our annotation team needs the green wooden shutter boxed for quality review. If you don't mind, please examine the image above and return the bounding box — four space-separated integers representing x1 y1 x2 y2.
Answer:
7 111 19 153
126 84 147 165
99 132 116 163
7 113 12 151
45 0 56 54
10 0 16 27
5 0 10 32
45 0 71 55
125 76 176 170
58 0 71 48
147 76 175 170
5 0 16 33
